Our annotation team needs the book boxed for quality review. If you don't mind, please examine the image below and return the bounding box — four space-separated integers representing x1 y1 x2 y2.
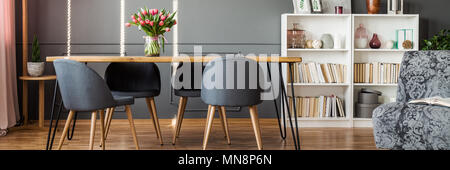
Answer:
354 62 401 84
294 63 347 84
289 95 346 118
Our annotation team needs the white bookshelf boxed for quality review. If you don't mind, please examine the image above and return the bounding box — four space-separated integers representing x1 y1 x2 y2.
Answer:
281 14 419 127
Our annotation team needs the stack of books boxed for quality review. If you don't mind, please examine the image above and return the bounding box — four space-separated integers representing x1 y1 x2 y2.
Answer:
354 63 401 84
288 95 346 118
289 63 347 84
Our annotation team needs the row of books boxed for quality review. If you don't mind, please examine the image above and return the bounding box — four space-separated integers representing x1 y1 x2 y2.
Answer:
354 63 401 84
288 95 346 118
289 63 347 84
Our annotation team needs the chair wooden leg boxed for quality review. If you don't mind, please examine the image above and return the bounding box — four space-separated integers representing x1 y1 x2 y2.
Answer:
249 106 263 150
218 106 231 145
57 110 76 150
146 97 163 145
173 97 188 145
125 105 140 150
104 107 115 139
202 105 216 150
176 97 188 138
89 111 97 150
99 110 105 150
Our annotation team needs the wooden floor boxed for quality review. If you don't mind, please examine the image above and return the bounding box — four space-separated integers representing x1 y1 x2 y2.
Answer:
0 118 377 150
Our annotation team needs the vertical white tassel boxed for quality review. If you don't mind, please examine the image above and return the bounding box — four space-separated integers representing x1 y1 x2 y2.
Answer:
67 0 71 56
120 0 125 56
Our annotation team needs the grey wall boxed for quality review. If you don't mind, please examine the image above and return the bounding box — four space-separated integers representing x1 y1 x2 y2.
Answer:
15 0 450 120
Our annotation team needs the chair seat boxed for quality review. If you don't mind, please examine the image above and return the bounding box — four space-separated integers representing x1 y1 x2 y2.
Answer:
113 95 134 106
112 90 159 98
174 89 201 97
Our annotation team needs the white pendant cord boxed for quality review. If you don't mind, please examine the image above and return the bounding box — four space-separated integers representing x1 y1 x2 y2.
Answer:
173 0 178 57
120 0 125 56
67 0 71 56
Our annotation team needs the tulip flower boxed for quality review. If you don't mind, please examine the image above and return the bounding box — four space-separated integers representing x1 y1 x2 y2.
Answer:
160 15 166 21
140 20 145 26
159 21 164 26
165 28 171 32
145 19 151 24
142 10 148 16
133 19 138 24
151 9 158 15
159 12 163 16
125 23 131 27
173 20 177 25
150 21 154 26
132 15 136 20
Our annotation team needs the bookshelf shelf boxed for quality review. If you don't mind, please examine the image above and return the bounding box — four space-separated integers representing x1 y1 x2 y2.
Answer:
288 83 350 86
296 118 350 121
354 83 398 87
354 49 415 52
287 49 349 52
282 13 419 127
353 118 372 121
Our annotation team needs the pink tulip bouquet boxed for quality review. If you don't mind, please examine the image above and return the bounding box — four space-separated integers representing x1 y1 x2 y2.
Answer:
126 7 177 57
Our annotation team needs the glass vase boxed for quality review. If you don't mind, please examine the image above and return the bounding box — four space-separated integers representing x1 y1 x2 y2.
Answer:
355 24 369 49
287 23 306 48
144 36 161 57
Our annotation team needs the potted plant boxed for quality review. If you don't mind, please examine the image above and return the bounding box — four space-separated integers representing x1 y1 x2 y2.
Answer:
27 35 44 77
422 29 450 50
126 7 177 57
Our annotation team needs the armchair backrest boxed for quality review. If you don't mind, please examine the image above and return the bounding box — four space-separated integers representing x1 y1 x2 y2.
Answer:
397 50 450 102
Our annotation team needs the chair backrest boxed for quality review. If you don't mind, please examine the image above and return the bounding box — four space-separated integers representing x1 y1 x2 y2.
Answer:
397 50 450 102
54 59 116 111
105 63 161 94
201 57 263 107
173 62 205 91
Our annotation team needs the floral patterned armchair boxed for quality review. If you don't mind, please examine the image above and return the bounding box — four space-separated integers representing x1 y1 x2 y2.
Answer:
372 50 450 150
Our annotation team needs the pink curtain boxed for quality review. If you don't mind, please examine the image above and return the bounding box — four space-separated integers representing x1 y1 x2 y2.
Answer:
0 0 19 132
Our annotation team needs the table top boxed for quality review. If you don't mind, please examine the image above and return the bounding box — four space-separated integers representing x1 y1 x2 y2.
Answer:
46 56 302 63
19 75 57 81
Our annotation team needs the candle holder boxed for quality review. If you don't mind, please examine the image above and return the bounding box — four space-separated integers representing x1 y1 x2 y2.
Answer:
387 0 403 15
335 6 343 14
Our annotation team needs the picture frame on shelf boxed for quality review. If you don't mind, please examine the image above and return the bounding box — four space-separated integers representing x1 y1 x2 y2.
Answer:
310 0 323 13
321 0 352 14
396 29 414 49
293 0 312 14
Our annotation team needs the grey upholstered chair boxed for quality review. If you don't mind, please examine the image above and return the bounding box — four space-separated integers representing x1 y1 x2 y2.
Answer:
53 59 139 150
201 57 264 150
104 63 163 145
372 51 450 150
172 62 230 145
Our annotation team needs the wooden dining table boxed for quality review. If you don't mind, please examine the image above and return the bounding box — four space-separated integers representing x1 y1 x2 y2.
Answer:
45 56 303 150
46 56 302 63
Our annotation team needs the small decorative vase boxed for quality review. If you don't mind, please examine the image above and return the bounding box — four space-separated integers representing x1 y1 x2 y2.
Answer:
355 24 369 49
27 62 45 77
306 40 314 48
369 33 381 49
366 0 380 14
320 34 334 49
312 40 323 49
385 40 395 49
333 33 343 49
144 36 161 57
